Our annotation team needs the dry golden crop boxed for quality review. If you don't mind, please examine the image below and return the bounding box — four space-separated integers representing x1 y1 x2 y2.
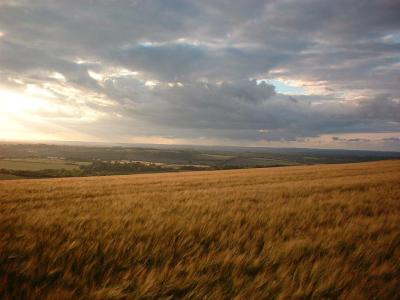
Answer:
1 160 399 299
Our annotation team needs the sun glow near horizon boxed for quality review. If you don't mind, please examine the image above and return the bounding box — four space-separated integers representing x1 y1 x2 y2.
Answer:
0 88 47 138
0 86 106 142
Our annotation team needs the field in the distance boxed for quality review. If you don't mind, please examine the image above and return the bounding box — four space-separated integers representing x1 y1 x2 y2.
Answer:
0 158 82 171
1 160 399 299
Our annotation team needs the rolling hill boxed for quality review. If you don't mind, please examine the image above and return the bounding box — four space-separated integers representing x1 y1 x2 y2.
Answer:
1 160 399 299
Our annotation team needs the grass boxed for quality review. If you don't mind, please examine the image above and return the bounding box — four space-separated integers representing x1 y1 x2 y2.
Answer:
0 160 399 299
0 158 80 171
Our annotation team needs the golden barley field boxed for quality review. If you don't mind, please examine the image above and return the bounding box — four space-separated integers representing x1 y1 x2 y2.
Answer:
1 160 399 299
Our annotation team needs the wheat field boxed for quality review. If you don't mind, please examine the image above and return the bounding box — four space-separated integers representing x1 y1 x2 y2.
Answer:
0 160 399 299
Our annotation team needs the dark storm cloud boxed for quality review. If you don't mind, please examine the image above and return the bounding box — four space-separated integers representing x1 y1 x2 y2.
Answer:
359 94 400 122
107 43 290 81
99 78 399 141
0 0 399 145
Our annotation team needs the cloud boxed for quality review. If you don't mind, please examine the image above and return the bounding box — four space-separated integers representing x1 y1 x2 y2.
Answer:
96 78 399 142
382 137 400 142
359 94 400 122
332 137 371 142
0 0 399 149
106 42 290 81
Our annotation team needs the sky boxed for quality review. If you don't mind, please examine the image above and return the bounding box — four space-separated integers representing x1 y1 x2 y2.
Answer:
0 0 399 151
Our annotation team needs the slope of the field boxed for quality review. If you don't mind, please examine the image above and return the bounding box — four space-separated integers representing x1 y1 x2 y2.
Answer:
1 160 399 299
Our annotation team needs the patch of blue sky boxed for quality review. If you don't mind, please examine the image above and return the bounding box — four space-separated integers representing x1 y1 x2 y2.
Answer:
257 79 306 95
382 33 400 44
